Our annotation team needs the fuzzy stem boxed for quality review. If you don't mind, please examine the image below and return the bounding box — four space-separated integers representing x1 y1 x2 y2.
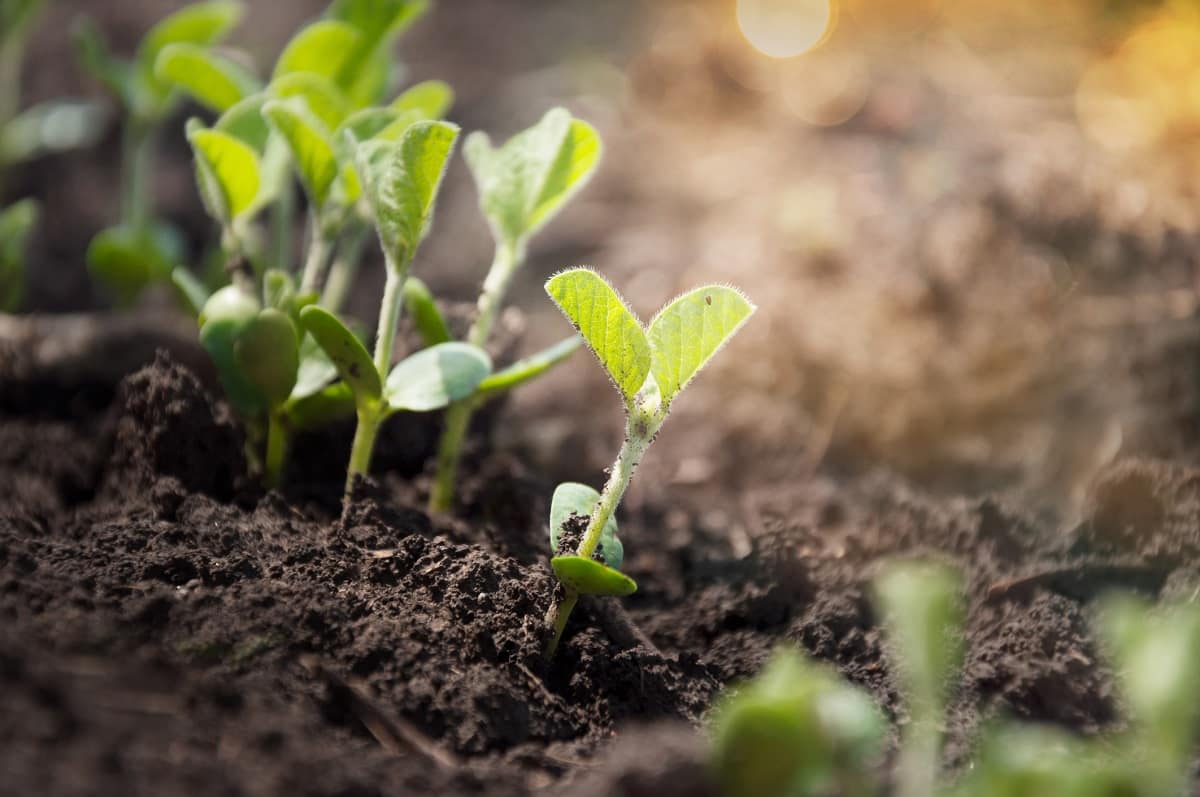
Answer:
373 263 404 378
299 214 333 294
321 222 369 312
428 399 472 513
120 119 153 231
895 719 939 797
345 405 383 498
467 241 521 347
264 411 288 489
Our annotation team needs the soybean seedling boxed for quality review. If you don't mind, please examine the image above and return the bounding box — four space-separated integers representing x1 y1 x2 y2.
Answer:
541 268 755 658
75 1 244 303
0 198 37 311
427 107 601 513
299 120 494 498
710 647 885 797
873 561 963 797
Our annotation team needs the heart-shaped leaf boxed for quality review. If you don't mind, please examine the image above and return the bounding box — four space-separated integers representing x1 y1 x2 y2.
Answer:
263 98 338 211
234 309 299 408
465 107 601 248
549 482 623 570
187 119 262 226
87 223 182 305
475 335 581 400
545 268 650 402
137 1 245 106
391 79 454 119
647 285 756 408
154 43 259 113
383 342 491 412
402 277 452 346
354 120 459 271
272 19 360 83
298 305 381 401
550 556 636 597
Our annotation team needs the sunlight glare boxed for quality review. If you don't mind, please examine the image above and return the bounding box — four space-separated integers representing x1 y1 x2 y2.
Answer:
736 0 833 58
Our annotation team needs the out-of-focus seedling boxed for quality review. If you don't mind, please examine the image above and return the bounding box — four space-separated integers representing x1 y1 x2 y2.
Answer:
0 0 106 193
872 561 963 797
710 647 885 797
299 120 494 497
427 107 600 512
0 198 37 311
541 268 755 657
75 1 244 302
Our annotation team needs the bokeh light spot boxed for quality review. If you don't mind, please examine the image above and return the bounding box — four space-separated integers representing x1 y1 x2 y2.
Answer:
737 0 833 58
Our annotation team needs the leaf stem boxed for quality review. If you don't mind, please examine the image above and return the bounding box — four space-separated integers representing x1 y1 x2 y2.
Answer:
264 411 288 489
345 404 383 498
428 398 472 512
120 118 153 231
299 213 333 294
321 222 369 312
272 180 295 271
467 240 522 347
373 263 404 378
542 590 578 659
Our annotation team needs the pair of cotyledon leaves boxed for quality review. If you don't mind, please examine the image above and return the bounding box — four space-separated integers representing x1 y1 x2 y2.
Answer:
541 269 756 597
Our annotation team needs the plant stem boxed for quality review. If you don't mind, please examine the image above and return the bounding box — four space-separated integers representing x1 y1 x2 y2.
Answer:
264 411 288 489
895 717 939 797
373 264 404 377
299 213 333 294
321 222 369 312
345 404 383 497
272 179 295 270
542 591 578 660
428 242 524 512
121 119 153 231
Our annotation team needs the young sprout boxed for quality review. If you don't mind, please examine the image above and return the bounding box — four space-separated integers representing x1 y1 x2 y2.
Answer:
0 198 38 311
710 647 885 797
872 561 964 797
74 1 244 302
299 120 494 498
541 268 755 658
428 107 602 512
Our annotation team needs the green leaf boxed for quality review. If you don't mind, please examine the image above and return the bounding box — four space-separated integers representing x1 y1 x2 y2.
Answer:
402 276 452 346
87 223 182 305
549 482 623 569
0 199 38 312
465 107 602 247
327 0 429 98
270 72 350 130
199 284 263 416
187 119 262 226
284 381 356 430
383 342 491 412
391 79 454 119
0 99 109 166
215 93 271 151
137 1 245 104
354 120 459 270
327 0 428 40
234 309 299 407
647 285 755 408
154 43 259 113
550 556 636 597
262 269 295 312
272 19 360 83
170 265 209 317
298 305 381 401
263 98 339 211
475 336 581 400
292 332 339 401
545 268 650 402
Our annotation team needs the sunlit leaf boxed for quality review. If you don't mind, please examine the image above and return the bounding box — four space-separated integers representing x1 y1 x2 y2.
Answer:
270 72 350 130
354 120 459 270
465 107 602 247
475 335 581 400
263 98 338 211
383 342 491 412
327 0 429 98
215 93 271 151
327 0 428 40
647 285 755 408
234 308 299 407
187 119 262 225
154 43 259 113
138 1 245 104
402 276 452 346
549 481 622 569
545 268 650 402
298 305 381 401
391 79 454 119
273 19 360 82
550 556 636 597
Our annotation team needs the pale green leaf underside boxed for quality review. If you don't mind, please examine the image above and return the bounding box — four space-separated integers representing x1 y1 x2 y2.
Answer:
384 342 491 412
155 43 259 113
545 268 649 402
356 120 459 269
298 305 381 400
187 122 262 224
272 19 360 82
526 119 601 236
474 335 581 400
648 285 755 407
549 482 623 570
263 99 338 210
292 333 339 401
551 556 636 597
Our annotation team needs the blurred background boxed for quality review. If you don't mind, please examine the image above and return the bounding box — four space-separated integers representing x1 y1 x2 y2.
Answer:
8 0 1200 523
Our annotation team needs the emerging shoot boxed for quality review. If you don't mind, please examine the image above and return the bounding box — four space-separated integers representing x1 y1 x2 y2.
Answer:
541 267 755 658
